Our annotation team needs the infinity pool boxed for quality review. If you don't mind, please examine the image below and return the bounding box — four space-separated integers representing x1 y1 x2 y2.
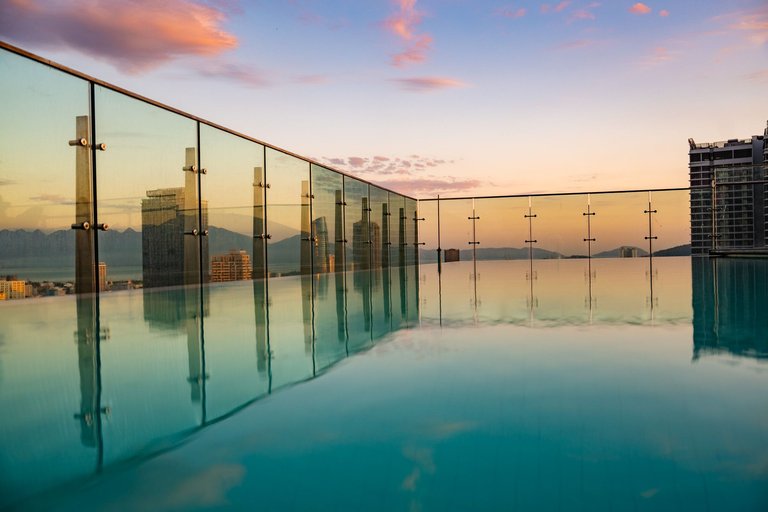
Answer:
1 257 766 510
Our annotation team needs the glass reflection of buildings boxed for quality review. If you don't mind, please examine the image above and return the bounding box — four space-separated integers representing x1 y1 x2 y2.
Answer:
692 258 768 360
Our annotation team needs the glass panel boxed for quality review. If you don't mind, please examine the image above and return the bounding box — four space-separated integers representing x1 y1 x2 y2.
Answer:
343 177 369 272
474 197 530 261
436 198 473 264
264 148 309 277
94 87 198 289
405 197 418 265
369 186 389 268
416 199 438 263
390 193 407 266
0 49 91 295
199 125 264 282
310 164 343 274
529 194 586 258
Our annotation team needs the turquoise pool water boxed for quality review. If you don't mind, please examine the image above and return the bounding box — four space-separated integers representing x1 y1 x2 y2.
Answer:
1 257 767 510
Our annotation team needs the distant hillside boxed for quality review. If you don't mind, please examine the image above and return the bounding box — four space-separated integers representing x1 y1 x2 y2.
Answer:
654 244 691 257
419 246 563 262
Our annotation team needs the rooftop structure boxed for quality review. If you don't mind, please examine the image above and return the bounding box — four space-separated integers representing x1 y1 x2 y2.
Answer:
689 122 768 256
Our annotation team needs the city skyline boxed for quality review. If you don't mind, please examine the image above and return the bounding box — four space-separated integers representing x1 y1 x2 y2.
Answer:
0 0 765 197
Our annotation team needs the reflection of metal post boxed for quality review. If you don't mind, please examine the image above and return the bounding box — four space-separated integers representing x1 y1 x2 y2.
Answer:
73 295 108 472
185 287 207 414
71 115 96 293
183 147 200 286
300 180 313 275
644 191 658 312
583 194 596 309
252 166 268 279
301 274 314 356
253 279 271 385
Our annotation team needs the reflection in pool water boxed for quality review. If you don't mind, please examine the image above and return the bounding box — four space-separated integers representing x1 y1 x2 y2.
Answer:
0 257 766 510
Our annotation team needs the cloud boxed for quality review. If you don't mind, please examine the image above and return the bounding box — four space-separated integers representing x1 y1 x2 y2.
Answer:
570 9 596 22
497 6 527 19
293 74 329 85
0 179 16 187
197 61 269 87
314 154 481 195
392 77 467 92
641 46 673 65
629 3 652 15
556 39 600 50
745 69 768 82
659 9 669 17
384 0 433 67
29 194 71 204
726 7 768 46
0 0 238 73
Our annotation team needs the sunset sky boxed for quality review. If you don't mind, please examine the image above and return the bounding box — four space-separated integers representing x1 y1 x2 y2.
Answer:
1 0 766 198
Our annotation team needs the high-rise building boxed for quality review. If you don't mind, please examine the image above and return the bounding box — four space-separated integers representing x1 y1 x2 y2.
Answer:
211 250 253 282
141 187 209 288
689 122 768 256
98 262 108 292
0 278 25 300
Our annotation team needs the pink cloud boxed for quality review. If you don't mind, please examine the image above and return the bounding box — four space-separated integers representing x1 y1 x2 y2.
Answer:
293 74 329 85
540 4 551 14
497 6 527 19
348 157 367 168
640 46 674 65
384 0 433 67
373 177 482 195
569 9 596 22
744 69 768 82
554 1 571 13
393 77 467 92
198 61 269 87
659 9 669 17
0 0 238 73
629 3 652 15
556 39 599 50
727 7 768 46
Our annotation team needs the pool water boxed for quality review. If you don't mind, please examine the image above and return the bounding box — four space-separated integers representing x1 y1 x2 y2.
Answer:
1 257 767 511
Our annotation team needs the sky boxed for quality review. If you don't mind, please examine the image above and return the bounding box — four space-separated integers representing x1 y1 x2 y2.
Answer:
0 0 766 198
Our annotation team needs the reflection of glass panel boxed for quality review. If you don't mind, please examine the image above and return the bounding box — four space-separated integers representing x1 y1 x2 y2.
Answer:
199 125 263 283
101 287 204 465
265 148 309 277
311 165 342 273
0 49 90 293
95 87 199 289
204 283 270 419
369 186 389 268
0 297 97 503
268 277 314 388
344 177 369 272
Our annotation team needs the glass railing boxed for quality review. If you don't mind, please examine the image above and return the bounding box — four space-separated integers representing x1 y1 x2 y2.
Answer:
0 43 420 299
